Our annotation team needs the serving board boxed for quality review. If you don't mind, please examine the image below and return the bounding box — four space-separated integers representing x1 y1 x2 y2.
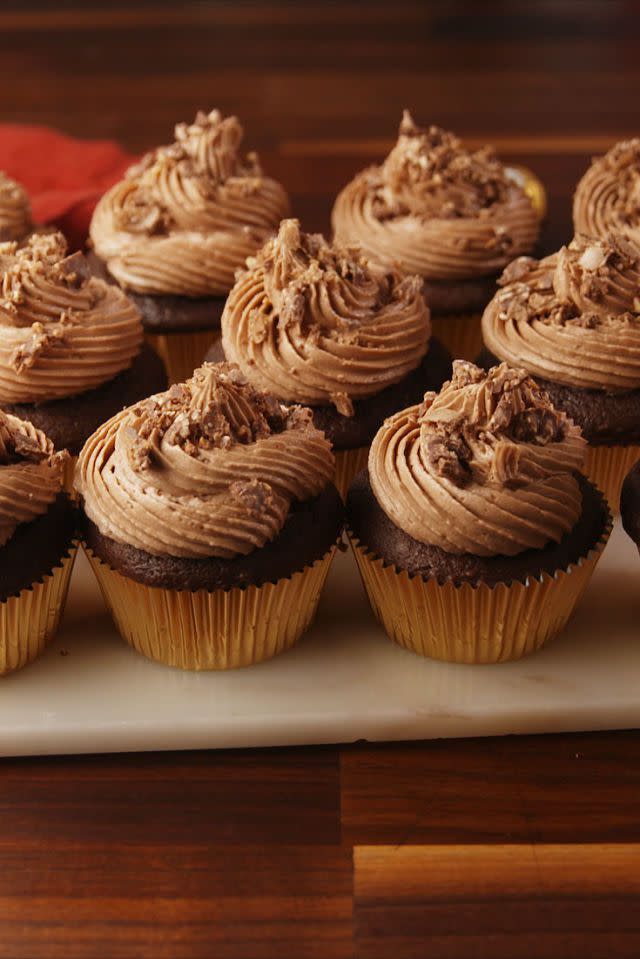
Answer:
0 519 637 757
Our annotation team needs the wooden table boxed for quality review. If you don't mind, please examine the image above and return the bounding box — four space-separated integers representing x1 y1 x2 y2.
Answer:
1 3 639 956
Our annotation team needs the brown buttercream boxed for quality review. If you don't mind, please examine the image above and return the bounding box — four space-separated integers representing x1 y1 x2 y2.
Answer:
222 218 431 413
75 362 335 559
90 110 290 297
0 410 67 547
332 112 540 282
482 233 640 391
369 361 586 557
0 172 33 242
573 139 640 245
0 232 143 404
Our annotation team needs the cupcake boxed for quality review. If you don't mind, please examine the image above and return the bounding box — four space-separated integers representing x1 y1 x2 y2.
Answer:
621 461 640 556
89 109 290 384
332 111 543 360
0 232 166 485
481 233 640 507
347 361 611 664
0 411 76 674
206 218 451 497
74 362 343 670
0 172 33 242
573 138 640 244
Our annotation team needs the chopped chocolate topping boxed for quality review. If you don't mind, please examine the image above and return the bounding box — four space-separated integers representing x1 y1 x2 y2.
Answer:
229 479 274 517
418 361 570 488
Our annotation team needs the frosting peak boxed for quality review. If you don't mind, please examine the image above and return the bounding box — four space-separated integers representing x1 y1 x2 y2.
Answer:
332 111 540 281
482 233 640 391
381 111 512 219
0 172 33 242
222 218 430 414
0 410 67 547
75 362 335 559
369 361 586 557
0 232 143 403
90 109 290 297
573 138 640 245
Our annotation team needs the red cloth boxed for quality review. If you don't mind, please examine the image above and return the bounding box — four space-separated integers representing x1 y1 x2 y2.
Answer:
0 124 136 250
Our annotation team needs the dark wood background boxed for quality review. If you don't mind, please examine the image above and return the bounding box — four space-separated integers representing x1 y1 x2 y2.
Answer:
1 2 640 956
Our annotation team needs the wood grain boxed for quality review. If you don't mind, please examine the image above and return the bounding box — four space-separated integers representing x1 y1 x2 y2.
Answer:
1 1 639 956
354 844 640 959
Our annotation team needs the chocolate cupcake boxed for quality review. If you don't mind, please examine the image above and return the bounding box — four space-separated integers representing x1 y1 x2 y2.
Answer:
0 411 77 674
331 112 544 360
347 361 611 664
573 138 640 244
206 218 451 496
621 461 640 556
75 362 343 670
481 233 640 507
0 172 34 242
89 109 290 384
0 232 166 484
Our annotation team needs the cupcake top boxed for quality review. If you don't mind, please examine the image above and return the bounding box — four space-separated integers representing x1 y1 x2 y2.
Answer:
75 362 335 560
482 233 640 392
90 109 290 298
222 218 430 415
0 410 67 547
573 139 640 245
0 172 33 242
0 232 143 404
368 360 586 558
332 111 540 282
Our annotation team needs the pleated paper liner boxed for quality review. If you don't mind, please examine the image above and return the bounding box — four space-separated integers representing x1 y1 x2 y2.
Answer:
0 544 78 676
84 543 338 671
583 444 640 513
333 446 370 500
347 513 612 665
429 312 483 361
145 329 220 385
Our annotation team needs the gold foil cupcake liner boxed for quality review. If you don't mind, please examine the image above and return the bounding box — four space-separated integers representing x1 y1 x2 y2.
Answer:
145 329 220 385
507 164 548 220
84 544 338 671
430 312 483 361
348 516 611 664
583 444 640 513
333 446 370 499
0 545 78 676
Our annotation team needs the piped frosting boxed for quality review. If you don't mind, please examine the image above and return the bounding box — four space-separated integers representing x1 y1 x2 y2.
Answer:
75 362 335 559
222 218 431 414
332 111 540 281
0 232 143 403
482 233 640 391
369 360 586 557
90 109 290 297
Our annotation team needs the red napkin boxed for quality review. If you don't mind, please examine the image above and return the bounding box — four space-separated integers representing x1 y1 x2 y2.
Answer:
0 124 136 250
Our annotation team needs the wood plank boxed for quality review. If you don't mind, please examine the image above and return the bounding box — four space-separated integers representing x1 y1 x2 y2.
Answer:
341 732 640 846
354 844 640 959
0 843 353 959
0 747 342 845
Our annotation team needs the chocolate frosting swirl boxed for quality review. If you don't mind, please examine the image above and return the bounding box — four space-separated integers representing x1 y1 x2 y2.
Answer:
0 410 67 547
332 112 540 282
75 362 335 559
90 110 290 297
0 232 143 404
573 139 640 245
369 361 586 557
0 172 33 242
222 218 431 414
482 234 640 392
